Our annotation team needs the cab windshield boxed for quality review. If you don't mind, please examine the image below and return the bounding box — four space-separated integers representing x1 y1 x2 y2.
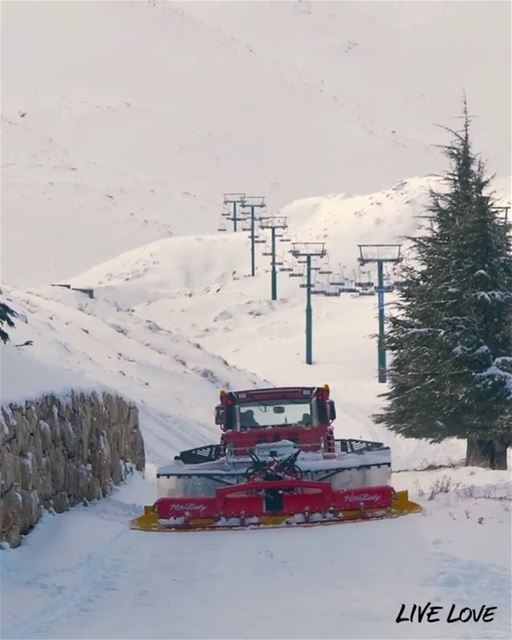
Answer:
239 400 312 429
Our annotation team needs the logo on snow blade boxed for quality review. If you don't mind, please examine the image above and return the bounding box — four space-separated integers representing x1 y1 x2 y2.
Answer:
344 493 381 504
171 503 208 513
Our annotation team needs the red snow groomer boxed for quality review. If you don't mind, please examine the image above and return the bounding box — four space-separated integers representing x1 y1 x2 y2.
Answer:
131 385 421 531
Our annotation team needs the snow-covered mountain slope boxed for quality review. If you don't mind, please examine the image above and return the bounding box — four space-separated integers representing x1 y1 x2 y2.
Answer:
4 174 509 469
4 175 504 470
68 174 511 296
2 1 510 285
1 285 263 465
67 176 435 300
68 233 252 304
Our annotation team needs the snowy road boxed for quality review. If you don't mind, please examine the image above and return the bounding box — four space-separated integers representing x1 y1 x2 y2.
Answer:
2 473 510 640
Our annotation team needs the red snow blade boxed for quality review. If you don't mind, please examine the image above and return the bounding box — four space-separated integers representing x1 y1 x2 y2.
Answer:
130 481 421 531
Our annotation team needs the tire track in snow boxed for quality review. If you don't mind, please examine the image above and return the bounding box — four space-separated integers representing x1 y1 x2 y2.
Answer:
2 527 132 639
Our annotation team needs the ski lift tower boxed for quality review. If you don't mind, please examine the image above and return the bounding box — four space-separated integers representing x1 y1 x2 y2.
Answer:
493 205 510 223
241 196 266 276
358 244 403 383
223 193 246 232
492 206 511 237
259 215 288 300
290 242 327 365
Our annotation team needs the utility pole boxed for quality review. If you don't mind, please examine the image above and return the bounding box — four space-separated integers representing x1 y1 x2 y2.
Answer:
223 193 246 232
259 215 289 300
290 242 326 365
241 196 266 276
358 244 403 383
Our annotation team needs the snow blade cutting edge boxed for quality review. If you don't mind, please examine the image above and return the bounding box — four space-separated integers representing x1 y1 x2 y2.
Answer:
130 482 421 532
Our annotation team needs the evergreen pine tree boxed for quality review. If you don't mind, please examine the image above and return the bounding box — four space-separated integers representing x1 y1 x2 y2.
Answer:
0 300 17 344
375 107 512 469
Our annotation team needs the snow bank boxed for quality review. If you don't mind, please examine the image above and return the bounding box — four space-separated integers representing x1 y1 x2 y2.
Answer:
1 345 99 405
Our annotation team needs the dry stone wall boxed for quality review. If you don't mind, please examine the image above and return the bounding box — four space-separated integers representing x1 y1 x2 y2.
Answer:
0 391 145 547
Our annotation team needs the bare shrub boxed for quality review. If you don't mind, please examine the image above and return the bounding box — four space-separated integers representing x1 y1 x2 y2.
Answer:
413 479 425 497
427 475 459 500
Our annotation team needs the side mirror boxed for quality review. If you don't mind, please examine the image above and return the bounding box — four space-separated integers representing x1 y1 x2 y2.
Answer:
328 400 336 421
215 406 225 425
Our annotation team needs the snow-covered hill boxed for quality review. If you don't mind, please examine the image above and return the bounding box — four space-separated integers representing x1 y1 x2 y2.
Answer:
1 285 263 465
2 0 510 285
0 180 449 467
68 176 431 289
4 175 509 469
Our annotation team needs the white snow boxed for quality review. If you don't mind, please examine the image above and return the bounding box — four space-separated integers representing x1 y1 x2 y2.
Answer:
3 173 509 469
1 469 510 640
0 344 100 405
2 1 510 286
68 175 435 301
0 285 263 463
1 2 510 636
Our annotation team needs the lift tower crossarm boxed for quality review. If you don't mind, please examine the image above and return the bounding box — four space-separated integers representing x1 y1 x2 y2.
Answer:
241 196 267 276
223 193 246 232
